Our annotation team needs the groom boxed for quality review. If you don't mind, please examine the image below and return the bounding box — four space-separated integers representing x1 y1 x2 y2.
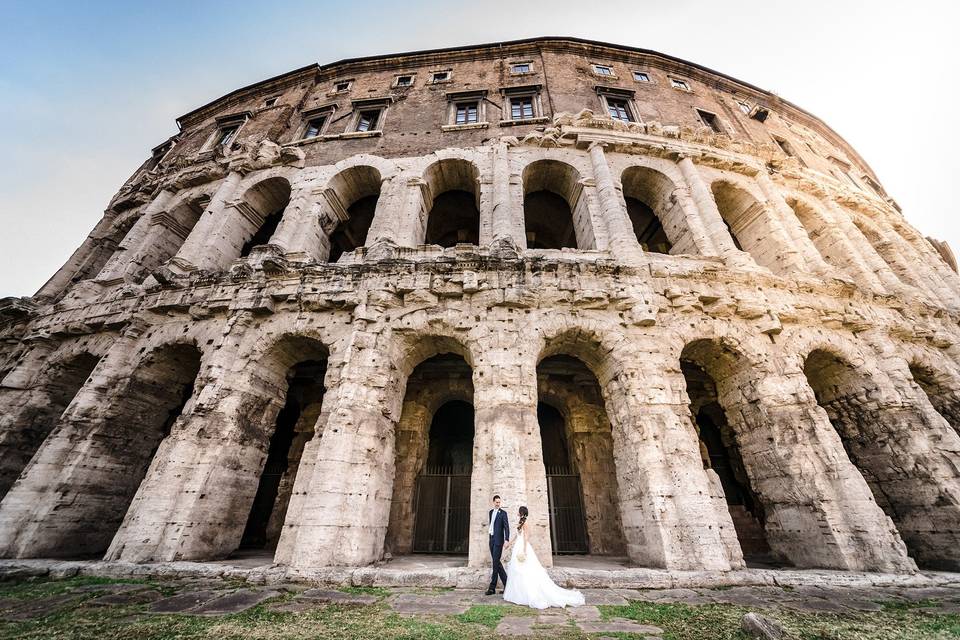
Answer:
485 494 509 595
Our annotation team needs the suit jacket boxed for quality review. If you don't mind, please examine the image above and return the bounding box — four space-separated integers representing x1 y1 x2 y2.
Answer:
487 508 510 546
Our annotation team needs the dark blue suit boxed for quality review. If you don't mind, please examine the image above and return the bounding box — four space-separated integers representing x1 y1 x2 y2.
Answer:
487 508 510 591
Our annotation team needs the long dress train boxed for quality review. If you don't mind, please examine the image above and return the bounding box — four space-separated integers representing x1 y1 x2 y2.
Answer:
502 529 585 609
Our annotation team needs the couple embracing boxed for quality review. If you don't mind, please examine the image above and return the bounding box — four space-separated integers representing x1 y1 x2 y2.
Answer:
486 494 585 610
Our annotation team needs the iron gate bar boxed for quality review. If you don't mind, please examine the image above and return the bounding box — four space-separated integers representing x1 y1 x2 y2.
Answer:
412 467 471 554
545 470 589 554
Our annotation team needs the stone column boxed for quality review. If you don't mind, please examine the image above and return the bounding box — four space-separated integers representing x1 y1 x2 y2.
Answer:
267 188 323 261
801 203 885 291
588 143 644 262
755 172 832 276
676 156 753 269
467 336 551 568
0 326 144 558
605 346 733 570
276 326 398 568
170 171 244 273
490 142 525 252
33 213 120 301
95 189 175 283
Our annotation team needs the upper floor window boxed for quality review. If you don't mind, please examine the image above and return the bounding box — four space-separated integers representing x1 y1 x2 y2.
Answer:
593 64 614 76
607 98 634 122
501 85 543 123
150 140 174 168
216 125 239 147
511 96 535 120
511 63 531 74
696 109 723 133
736 100 751 114
303 115 327 139
456 101 479 124
356 110 380 132
633 71 650 82
670 78 691 91
432 71 451 83
334 80 352 92
203 114 250 151
395 74 414 87
263 96 279 107
445 90 487 129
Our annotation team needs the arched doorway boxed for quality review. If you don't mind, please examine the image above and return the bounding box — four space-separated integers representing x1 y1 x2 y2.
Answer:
539 402 589 554
620 166 684 255
909 361 960 435
522 160 592 250
325 166 381 262
239 358 327 551
423 159 480 247
238 177 291 258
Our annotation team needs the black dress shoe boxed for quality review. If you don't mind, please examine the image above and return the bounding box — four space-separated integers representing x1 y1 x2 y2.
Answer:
484 589 495 595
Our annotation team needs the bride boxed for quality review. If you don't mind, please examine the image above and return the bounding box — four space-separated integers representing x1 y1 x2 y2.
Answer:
502 506 585 609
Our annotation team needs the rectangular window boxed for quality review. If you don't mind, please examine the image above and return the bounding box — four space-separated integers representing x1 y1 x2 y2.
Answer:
356 110 380 132
594 64 613 75
737 100 751 114
633 71 650 82
697 109 723 133
670 78 690 90
216 125 239 147
455 101 479 124
264 96 278 107
432 71 450 82
607 98 633 122
511 96 535 120
511 63 531 74
335 81 350 92
396 75 413 87
303 116 327 139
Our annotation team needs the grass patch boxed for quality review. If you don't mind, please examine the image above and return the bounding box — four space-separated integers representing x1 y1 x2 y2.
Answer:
455 604 533 628
339 586 391 598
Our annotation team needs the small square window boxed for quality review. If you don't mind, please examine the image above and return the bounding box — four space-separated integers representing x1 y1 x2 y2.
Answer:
334 81 351 92
510 96 535 120
696 109 723 133
633 71 650 82
455 101 479 124
356 110 381 132
670 78 690 91
396 75 413 87
594 64 613 76
606 98 633 123
303 115 327 139
737 100 751 114
264 96 278 107
432 71 450 82
511 63 531 74
216 124 239 147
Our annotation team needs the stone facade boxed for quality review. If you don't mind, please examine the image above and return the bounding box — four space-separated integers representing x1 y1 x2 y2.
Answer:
1 37 960 574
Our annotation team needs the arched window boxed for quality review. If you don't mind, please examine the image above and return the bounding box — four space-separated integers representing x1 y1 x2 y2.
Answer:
522 160 593 250
423 159 480 247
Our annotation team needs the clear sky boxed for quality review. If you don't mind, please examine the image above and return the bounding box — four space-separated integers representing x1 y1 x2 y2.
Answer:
0 1 957 297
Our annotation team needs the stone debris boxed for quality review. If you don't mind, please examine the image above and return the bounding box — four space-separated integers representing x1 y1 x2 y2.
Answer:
740 612 785 639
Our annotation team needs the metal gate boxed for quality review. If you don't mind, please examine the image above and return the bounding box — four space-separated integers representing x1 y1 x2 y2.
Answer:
412 466 471 554
546 467 589 554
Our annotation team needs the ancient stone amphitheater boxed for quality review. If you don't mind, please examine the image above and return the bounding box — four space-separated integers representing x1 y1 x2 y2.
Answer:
1 37 959 580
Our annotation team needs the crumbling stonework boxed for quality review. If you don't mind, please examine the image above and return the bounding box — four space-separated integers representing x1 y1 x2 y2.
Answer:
1 37 960 575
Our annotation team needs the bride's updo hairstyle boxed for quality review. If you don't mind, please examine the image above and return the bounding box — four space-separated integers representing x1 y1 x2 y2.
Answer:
517 505 529 531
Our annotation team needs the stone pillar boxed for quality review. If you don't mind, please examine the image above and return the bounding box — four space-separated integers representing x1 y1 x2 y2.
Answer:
276 326 397 568
676 156 753 269
666 179 720 256
95 189 175 283
490 142 525 252
467 338 551 568
755 172 832 276
106 314 285 562
170 171 244 273
268 188 323 261
0 327 144 558
605 347 732 570
33 213 119 301
801 203 885 291
588 143 644 262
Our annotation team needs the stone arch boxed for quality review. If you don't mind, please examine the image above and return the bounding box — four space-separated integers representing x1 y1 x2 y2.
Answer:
849 213 924 290
422 158 481 247
801 344 960 569
84 210 142 282
130 192 211 282
904 355 960 436
620 165 683 254
321 165 382 262
522 160 593 250
535 352 627 556
0 350 101 500
710 179 787 273
784 194 871 284
237 176 292 258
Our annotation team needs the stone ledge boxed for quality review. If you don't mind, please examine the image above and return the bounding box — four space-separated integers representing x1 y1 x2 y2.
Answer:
1 559 956 591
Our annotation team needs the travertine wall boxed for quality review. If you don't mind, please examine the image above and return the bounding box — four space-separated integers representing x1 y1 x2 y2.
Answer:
1 38 959 574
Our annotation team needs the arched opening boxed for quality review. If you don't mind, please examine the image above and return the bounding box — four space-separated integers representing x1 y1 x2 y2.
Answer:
785 196 864 282
851 216 921 289
536 355 626 556
132 196 209 282
85 214 139 282
711 181 783 272
0 352 101 500
523 160 592 250
679 355 772 565
239 178 290 258
51 343 202 559
803 348 942 567
386 353 474 557
325 166 382 263
239 358 327 551
620 166 685 254
909 362 960 435
423 159 480 247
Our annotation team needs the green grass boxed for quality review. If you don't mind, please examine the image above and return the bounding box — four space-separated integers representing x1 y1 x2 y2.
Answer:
455 604 533 628
339 586 392 598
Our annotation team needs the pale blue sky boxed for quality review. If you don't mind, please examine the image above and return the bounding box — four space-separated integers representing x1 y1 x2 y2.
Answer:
1 1 957 296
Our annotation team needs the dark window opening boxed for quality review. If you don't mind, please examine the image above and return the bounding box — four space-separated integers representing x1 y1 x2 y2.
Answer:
396 75 413 86
607 98 633 122
329 194 377 262
264 96 278 107
303 116 327 139
432 71 450 82
240 210 283 258
356 110 380 132
524 190 577 249
335 81 350 92
216 125 239 147
425 190 480 247
697 109 723 133
625 197 672 254
594 65 613 75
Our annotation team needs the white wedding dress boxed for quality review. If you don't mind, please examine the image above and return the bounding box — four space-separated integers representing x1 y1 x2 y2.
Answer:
502 528 585 609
